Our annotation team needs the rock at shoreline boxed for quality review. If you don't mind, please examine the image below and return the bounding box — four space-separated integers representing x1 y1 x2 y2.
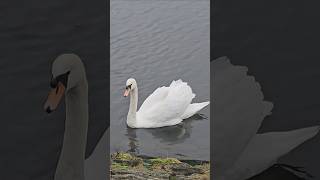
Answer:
110 152 210 180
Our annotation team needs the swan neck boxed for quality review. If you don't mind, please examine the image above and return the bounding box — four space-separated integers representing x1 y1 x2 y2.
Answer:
56 80 88 179
127 87 138 126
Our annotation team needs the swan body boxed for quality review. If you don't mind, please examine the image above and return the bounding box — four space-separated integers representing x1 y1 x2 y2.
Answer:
124 78 209 128
44 54 88 180
213 56 319 180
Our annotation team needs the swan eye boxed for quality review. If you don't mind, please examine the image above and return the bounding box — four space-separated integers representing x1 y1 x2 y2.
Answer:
126 84 132 90
50 71 70 88
50 77 58 88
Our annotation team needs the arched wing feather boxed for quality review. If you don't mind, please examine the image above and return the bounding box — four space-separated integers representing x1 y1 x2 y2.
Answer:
138 80 195 128
138 86 169 112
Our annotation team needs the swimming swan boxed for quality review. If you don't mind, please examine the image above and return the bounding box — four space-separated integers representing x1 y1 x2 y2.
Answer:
213 56 319 180
44 54 88 180
123 78 209 128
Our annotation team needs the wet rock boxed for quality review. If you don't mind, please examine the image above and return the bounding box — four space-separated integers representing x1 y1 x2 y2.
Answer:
110 152 210 180
167 163 204 176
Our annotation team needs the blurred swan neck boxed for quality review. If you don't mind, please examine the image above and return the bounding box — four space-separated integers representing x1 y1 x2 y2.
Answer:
56 80 88 180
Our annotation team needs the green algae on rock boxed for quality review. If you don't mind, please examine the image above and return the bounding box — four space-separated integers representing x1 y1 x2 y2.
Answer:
110 152 210 180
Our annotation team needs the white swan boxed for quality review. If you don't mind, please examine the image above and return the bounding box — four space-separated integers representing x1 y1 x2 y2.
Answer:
213 56 319 180
44 54 88 180
123 78 209 128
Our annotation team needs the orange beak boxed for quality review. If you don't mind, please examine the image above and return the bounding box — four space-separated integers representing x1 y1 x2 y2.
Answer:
123 89 130 97
44 82 66 113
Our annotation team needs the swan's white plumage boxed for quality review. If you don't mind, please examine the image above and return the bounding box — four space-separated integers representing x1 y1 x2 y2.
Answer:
181 102 210 119
48 54 88 180
213 56 320 180
126 79 209 128
224 126 320 180
138 86 169 113
213 57 271 174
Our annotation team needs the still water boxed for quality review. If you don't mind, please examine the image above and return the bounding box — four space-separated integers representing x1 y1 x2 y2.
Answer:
0 0 107 179
110 0 210 160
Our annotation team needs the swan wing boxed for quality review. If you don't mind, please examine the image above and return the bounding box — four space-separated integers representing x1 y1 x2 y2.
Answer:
181 101 210 119
221 126 320 180
138 86 169 112
213 57 273 174
138 80 195 128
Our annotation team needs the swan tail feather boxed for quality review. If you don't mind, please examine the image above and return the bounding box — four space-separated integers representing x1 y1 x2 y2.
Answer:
181 101 210 119
228 126 320 180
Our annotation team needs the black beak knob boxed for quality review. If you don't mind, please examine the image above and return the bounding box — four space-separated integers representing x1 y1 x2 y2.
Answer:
46 106 52 114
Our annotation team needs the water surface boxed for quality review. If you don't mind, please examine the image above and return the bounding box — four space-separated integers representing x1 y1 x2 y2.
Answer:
0 1 108 178
111 0 210 160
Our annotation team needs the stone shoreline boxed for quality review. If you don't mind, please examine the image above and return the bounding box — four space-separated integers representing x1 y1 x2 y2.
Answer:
110 152 210 180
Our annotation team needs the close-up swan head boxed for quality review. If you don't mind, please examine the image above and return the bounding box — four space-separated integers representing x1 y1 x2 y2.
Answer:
43 53 87 113
124 78 137 97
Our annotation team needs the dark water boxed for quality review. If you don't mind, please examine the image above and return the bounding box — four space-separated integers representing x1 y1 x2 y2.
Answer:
111 0 210 160
213 0 320 178
0 0 108 179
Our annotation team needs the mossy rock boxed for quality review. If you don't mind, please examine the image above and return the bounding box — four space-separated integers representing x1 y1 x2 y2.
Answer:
111 162 129 170
150 158 181 166
112 152 135 161
111 152 143 167
110 152 211 180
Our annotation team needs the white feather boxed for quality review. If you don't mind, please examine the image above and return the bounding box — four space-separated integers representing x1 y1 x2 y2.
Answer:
126 78 209 128
213 56 319 180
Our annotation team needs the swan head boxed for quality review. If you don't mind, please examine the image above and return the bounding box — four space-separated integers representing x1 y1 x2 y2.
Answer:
44 53 86 113
124 78 137 97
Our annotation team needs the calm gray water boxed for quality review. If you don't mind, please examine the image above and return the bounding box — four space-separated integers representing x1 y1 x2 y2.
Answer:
110 0 210 160
0 1 108 179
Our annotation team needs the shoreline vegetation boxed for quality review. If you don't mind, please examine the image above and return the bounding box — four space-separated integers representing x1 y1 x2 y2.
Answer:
110 152 210 180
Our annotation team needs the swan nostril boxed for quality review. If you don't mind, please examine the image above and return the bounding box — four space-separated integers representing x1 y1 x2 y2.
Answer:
46 106 52 114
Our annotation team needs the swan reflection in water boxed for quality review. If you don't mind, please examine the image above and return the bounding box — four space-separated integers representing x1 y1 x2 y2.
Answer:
125 113 207 154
